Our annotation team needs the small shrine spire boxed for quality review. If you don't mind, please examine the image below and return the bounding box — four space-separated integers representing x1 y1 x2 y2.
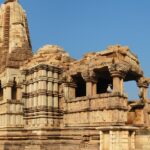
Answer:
4 0 18 4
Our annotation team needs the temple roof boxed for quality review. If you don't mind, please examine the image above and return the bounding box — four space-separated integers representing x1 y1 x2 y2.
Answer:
22 45 75 70
22 44 144 82
66 45 143 81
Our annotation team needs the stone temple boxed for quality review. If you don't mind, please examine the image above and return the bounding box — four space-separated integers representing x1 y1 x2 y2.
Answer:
0 0 150 150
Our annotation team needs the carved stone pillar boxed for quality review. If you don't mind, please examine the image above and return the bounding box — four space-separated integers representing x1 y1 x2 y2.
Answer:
82 71 97 97
69 83 76 99
53 80 59 108
37 65 48 107
47 67 53 108
54 71 58 79
120 78 124 94
7 87 11 100
39 68 47 77
48 69 53 78
3 88 6 101
38 70 47 107
5 82 13 100
53 69 60 109
47 81 53 108
63 82 77 99
137 77 149 102
53 82 58 92
92 82 97 95
53 96 58 109
109 64 129 94
86 81 93 96
28 82 33 108
111 71 122 93
33 81 38 107
4 86 12 100
26 83 29 108
16 84 22 100
63 83 69 99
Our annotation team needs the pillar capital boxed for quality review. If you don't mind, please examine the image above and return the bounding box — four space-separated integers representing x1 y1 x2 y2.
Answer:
62 72 73 83
137 77 149 88
63 82 77 88
109 63 130 79
137 77 149 103
2 81 14 88
82 70 97 83
109 63 130 94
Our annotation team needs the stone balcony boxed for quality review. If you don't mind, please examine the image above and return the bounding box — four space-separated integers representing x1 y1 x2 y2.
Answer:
64 93 128 127
66 93 128 112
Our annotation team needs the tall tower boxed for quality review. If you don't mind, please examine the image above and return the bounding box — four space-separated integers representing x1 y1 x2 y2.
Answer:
0 0 32 73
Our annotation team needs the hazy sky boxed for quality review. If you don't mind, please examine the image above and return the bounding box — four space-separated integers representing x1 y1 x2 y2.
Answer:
1 0 150 99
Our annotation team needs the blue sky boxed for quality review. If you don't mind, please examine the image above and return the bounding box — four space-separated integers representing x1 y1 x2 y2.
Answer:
1 0 150 99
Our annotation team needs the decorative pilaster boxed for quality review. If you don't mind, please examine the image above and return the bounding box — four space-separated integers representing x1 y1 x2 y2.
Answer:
53 69 59 109
3 82 13 100
38 66 47 107
63 82 77 99
33 81 38 107
47 66 53 108
92 82 97 95
16 84 22 100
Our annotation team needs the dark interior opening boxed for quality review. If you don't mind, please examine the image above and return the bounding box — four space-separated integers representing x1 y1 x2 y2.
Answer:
94 67 112 94
97 79 109 94
124 71 140 82
0 82 3 100
12 81 17 100
73 74 86 97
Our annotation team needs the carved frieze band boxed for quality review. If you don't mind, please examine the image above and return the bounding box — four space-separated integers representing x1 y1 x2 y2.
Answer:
24 90 61 98
22 64 63 75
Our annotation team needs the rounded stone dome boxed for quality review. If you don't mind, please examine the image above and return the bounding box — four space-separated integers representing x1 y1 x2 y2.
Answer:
23 45 75 69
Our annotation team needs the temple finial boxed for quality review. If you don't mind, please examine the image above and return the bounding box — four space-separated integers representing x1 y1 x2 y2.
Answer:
4 0 18 4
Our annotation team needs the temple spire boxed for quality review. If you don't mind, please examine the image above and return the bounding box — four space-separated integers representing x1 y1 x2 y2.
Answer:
0 0 32 73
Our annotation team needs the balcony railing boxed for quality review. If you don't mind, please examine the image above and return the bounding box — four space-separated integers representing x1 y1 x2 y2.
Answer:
66 93 128 113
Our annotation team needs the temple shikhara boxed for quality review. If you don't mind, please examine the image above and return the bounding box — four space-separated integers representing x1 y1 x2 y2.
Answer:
0 0 150 150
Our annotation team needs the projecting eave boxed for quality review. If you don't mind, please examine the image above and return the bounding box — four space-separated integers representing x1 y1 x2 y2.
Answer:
67 45 143 82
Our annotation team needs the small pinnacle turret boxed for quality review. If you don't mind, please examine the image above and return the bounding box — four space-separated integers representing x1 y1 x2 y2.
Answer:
4 0 18 4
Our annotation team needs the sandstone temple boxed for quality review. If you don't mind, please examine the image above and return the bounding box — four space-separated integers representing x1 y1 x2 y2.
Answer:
0 0 149 150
